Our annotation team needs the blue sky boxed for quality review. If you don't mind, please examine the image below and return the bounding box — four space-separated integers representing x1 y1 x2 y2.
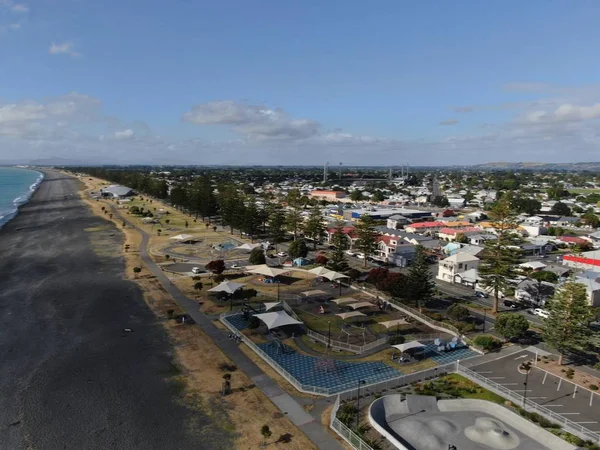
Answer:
1 0 600 165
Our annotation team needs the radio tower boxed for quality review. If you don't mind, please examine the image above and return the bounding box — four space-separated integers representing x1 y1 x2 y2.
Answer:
388 166 393 180
323 161 329 183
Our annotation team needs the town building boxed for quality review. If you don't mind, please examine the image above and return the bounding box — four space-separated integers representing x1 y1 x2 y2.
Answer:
310 190 346 201
345 207 433 221
100 185 134 198
436 253 480 284
563 250 600 272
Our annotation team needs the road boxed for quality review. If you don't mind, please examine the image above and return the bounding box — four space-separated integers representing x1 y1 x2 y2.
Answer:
0 171 228 449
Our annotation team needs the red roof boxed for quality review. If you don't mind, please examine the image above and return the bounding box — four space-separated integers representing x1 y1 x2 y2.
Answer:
377 235 396 246
326 226 358 239
564 255 600 267
559 236 588 245
410 221 445 228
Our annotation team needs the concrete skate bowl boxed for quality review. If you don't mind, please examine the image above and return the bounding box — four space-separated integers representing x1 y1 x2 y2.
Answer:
368 395 576 450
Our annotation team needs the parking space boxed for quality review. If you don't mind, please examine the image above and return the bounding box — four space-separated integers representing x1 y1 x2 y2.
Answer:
471 350 600 434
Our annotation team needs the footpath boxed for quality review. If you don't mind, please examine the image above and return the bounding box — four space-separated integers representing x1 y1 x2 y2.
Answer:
104 200 344 450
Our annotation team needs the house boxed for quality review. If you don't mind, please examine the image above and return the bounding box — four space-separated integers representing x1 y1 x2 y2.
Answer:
468 234 497 246
325 226 358 249
376 235 418 266
438 227 481 242
521 216 545 226
515 279 555 305
549 216 579 227
404 221 446 234
518 261 547 271
386 214 411 229
575 272 600 306
436 253 480 284
558 236 590 247
390 244 417 267
453 268 481 288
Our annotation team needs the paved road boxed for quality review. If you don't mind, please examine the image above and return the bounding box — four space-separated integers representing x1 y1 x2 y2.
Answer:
0 171 229 449
471 349 600 437
104 194 344 450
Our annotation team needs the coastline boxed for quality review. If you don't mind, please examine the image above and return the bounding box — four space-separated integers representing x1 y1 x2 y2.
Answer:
0 167 45 230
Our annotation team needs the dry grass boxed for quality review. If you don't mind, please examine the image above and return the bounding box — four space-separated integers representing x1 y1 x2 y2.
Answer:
74 173 318 450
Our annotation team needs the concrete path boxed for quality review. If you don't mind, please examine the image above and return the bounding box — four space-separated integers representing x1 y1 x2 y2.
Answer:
103 199 344 450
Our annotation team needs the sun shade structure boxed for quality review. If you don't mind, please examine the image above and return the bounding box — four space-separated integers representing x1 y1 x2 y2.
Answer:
308 266 332 276
263 301 282 312
378 319 409 329
254 311 303 330
236 243 262 251
392 341 425 352
300 289 328 298
348 302 374 310
169 234 195 241
336 311 366 320
331 297 360 305
207 280 245 295
321 270 350 281
246 264 289 277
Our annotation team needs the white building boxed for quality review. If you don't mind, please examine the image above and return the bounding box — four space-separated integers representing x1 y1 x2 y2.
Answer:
436 253 480 284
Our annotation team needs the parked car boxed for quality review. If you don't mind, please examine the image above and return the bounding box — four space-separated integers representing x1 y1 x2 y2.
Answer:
533 308 550 319
356 253 365 259
191 267 203 274
230 263 242 269
345 250 356 256
475 291 489 299
503 300 518 309
276 251 287 257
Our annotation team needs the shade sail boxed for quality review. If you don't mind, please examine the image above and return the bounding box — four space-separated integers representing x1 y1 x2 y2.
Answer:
392 341 425 352
321 270 350 281
169 234 194 241
246 264 288 277
236 243 262 251
263 301 282 312
300 289 328 297
308 266 332 276
348 302 374 310
378 319 409 329
331 297 359 305
254 311 303 330
336 311 366 320
207 281 245 294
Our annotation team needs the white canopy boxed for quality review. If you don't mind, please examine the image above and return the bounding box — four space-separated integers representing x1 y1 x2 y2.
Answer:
321 270 350 281
236 243 262 251
263 301 282 312
348 302 374 310
308 266 332 276
300 289 328 298
207 280 245 294
392 341 425 352
336 311 366 320
169 234 195 241
331 297 359 305
254 311 303 330
378 319 409 329
246 264 288 277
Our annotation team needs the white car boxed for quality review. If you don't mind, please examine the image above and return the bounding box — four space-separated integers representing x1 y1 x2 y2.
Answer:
276 251 287 257
230 263 242 269
191 267 202 274
356 253 365 259
533 308 550 319
345 250 356 256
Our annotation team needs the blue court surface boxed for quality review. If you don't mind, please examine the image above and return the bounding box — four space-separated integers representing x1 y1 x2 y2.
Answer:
225 314 250 331
258 342 403 394
422 343 478 364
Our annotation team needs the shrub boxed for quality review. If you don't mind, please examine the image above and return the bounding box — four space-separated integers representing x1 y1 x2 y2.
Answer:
473 335 501 351
590 384 598 391
456 322 476 333
389 335 405 345
213 274 225 283
314 254 328 266
447 304 470 322
566 368 574 379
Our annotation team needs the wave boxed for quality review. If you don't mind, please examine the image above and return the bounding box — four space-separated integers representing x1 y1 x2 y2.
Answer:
0 171 45 230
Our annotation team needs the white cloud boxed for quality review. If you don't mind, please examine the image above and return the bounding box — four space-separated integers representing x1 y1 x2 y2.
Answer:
49 42 81 58
182 100 320 140
10 3 28 13
114 129 135 140
522 103 600 124
439 119 459 126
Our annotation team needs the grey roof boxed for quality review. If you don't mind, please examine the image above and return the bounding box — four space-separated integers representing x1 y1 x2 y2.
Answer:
102 185 134 197
557 216 579 223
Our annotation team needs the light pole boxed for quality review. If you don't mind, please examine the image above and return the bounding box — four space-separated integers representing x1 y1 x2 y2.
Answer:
277 280 280 302
482 309 486 333
356 379 366 429
328 321 331 349
523 368 530 408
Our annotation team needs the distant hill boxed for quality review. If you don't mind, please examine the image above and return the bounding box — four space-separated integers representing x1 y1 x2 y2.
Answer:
27 157 89 166
472 162 600 172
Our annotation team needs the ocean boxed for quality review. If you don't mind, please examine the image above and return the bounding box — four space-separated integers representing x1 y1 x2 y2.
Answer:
0 167 44 229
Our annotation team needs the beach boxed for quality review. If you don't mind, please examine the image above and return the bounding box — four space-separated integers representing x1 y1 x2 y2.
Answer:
0 171 229 449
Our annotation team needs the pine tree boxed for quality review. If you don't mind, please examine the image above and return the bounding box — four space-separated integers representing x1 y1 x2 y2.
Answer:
304 206 326 249
327 222 349 272
354 214 378 268
406 245 434 309
543 281 592 365
242 198 261 241
267 205 286 250
288 239 308 258
478 198 522 313
285 208 304 241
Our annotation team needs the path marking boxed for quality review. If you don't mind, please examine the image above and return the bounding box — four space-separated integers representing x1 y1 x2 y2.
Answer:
477 371 494 374
559 413 581 415
488 377 506 380
575 421 598 424
512 389 532 392
515 355 528 360
542 372 548 384
557 378 562 391
500 383 519 386
573 387 577 399
527 397 548 400
544 404 564 407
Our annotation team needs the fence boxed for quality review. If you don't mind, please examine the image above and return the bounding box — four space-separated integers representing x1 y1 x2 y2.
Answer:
457 365 600 443
329 395 374 450
304 329 389 355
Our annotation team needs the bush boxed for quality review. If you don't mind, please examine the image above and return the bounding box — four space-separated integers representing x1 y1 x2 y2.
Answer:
213 274 225 283
495 313 529 340
589 384 598 391
456 322 476 333
473 335 501 351
566 368 574 379
248 247 266 265
447 304 470 322
389 335 405 345
314 254 329 266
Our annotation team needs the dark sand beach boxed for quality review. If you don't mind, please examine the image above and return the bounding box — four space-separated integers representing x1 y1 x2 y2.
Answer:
0 171 230 449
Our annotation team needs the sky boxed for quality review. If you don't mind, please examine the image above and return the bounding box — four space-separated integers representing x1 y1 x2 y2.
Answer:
1 0 600 166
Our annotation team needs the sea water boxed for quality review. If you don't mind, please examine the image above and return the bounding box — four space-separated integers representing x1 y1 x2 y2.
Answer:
0 167 44 229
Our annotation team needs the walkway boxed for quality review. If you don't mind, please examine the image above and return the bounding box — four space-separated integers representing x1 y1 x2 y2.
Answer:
103 199 344 450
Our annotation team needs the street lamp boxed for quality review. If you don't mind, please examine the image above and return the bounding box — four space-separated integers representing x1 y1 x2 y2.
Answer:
356 379 366 429
523 368 530 408
328 321 331 349
277 280 281 302
482 309 486 333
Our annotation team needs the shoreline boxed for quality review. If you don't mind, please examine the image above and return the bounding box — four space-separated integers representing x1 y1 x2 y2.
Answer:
0 167 45 230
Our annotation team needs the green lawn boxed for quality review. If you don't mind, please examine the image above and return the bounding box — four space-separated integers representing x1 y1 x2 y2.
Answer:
417 373 506 404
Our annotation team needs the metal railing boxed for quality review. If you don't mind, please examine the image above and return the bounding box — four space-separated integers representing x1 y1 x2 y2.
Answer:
457 365 600 443
330 394 374 450
304 329 389 355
